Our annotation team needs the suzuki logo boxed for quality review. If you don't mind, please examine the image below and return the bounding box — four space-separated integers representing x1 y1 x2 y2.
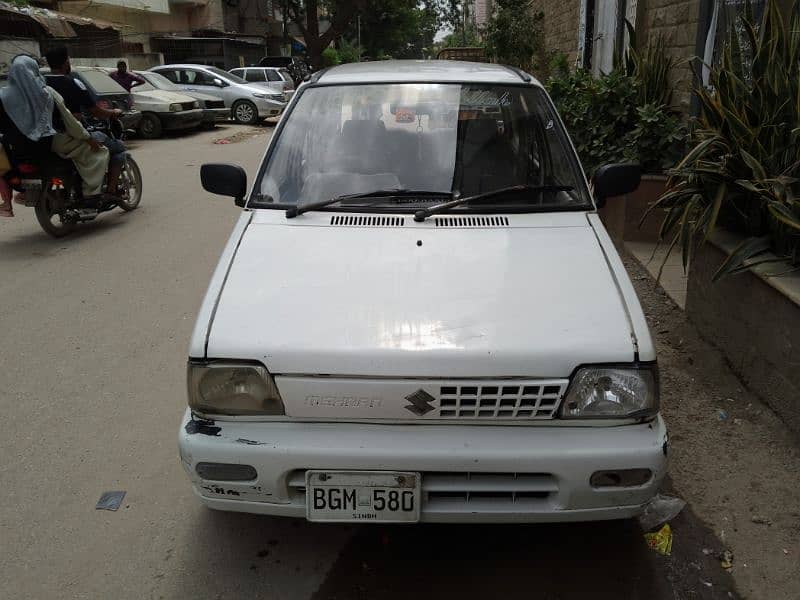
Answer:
404 389 436 416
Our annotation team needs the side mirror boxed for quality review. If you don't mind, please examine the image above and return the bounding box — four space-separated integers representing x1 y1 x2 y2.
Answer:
592 163 641 208
201 163 247 206
213 78 225 87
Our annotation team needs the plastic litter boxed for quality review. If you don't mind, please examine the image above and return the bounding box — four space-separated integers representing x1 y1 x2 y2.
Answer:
644 523 673 556
639 493 687 531
717 409 729 421
719 549 734 569
750 515 772 525
96 491 126 511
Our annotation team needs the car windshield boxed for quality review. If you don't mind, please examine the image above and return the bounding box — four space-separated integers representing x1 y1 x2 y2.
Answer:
141 72 180 91
207 66 246 84
256 83 590 211
78 70 126 94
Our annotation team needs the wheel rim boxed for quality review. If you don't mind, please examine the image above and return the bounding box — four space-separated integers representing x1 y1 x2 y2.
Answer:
45 194 70 231
236 103 254 122
141 117 155 135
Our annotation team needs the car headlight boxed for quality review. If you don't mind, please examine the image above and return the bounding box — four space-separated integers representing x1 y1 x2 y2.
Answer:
561 365 658 419
187 362 285 416
169 103 182 112
251 92 267 99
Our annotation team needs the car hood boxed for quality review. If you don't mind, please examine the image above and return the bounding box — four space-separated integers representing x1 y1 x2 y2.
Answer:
206 211 636 377
131 89 196 104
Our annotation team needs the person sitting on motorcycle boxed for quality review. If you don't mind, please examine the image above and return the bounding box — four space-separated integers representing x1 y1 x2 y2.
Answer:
44 47 126 196
0 55 109 205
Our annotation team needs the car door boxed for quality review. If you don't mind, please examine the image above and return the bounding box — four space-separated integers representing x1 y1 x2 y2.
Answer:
182 68 228 104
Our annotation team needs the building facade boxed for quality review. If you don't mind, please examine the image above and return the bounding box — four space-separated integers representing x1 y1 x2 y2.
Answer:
536 0 788 114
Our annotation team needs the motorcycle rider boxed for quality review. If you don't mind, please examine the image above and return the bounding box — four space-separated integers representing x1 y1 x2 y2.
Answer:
0 55 110 209
43 47 126 196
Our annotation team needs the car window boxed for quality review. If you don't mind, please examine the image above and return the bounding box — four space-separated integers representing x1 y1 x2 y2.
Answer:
157 69 180 84
183 69 213 85
230 69 244 78
245 69 267 83
266 70 282 82
257 83 591 210
279 69 293 83
78 70 127 94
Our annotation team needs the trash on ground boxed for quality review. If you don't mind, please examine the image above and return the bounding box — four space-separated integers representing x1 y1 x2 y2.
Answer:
717 409 729 421
783 548 789 555
644 523 673 556
214 139 231 145
701 580 713 588
702 548 713 555
96 491 126 511
719 549 734 569
750 515 772 525
639 493 686 531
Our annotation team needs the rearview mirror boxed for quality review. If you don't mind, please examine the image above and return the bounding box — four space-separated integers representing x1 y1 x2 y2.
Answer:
201 163 247 206
592 163 641 207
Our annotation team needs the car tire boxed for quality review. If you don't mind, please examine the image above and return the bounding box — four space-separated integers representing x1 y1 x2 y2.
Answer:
232 100 258 125
138 113 163 139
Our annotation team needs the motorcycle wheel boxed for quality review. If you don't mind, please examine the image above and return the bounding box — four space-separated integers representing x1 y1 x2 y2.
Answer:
34 190 77 238
117 156 142 212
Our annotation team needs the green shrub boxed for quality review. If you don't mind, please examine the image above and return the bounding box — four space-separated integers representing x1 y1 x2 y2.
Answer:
547 67 684 176
646 0 800 278
321 48 341 67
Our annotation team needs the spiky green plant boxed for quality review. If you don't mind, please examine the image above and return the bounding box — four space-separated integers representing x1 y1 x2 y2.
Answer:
645 0 800 279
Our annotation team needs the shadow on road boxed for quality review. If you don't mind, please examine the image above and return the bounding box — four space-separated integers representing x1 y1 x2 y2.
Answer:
312 508 740 600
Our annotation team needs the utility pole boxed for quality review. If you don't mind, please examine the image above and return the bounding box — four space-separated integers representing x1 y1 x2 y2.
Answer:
357 15 362 61
283 0 290 56
462 0 468 45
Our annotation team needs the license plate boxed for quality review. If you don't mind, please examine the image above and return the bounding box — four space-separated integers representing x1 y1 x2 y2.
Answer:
306 470 420 523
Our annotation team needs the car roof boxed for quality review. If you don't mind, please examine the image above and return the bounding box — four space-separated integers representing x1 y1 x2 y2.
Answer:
317 60 541 86
152 64 218 70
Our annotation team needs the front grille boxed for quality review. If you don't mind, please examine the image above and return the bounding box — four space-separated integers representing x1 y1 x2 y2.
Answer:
205 100 225 109
181 101 196 110
286 470 558 511
437 381 566 419
330 215 405 227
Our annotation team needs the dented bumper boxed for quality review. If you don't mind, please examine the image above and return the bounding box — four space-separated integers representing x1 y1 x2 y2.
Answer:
178 409 668 523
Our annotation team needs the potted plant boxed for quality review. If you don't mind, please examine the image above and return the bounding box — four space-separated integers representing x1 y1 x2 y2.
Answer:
547 36 685 243
646 0 800 278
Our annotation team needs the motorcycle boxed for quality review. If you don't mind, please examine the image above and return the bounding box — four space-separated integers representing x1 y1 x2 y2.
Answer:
3 119 142 237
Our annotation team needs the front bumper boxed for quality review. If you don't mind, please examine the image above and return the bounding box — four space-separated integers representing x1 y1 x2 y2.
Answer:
178 410 668 523
160 108 203 130
202 107 230 123
253 98 285 118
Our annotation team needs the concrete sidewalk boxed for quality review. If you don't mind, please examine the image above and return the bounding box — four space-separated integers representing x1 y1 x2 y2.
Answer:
625 241 689 308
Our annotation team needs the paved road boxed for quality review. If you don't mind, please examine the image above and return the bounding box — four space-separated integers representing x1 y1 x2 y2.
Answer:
0 125 736 600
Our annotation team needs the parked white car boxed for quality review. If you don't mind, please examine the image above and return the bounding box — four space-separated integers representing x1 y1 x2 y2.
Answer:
134 71 229 129
100 69 202 138
149 64 285 125
184 60 667 524
228 66 295 101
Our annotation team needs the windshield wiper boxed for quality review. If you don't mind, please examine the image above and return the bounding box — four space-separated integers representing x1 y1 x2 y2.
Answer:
413 185 575 222
285 189 452 218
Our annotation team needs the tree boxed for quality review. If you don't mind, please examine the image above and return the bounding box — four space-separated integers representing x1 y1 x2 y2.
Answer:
484 0 548 73
341 0 438 60
287 0 368 68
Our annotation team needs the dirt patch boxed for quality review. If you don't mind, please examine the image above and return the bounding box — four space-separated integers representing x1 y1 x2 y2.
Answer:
622 248 800 600
212 126 271 145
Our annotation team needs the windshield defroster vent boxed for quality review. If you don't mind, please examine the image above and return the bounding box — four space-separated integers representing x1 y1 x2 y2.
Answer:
434 216 510 228
330 215 405 227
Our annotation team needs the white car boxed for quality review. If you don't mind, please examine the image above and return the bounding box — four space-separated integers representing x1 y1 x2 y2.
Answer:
150 64 285 125
228 66 295 101
102 71 202 139
183 60 668 524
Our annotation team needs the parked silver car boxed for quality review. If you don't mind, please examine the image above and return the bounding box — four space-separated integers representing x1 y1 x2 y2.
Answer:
229 66 295 101
149 64 285 125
